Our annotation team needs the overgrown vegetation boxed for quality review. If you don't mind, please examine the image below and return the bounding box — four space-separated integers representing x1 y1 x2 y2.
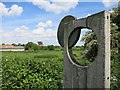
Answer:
111 51 120 90
2 50 63 89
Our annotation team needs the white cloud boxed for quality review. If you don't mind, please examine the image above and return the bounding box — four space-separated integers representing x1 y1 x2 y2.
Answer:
32 28 44 35
85 14 91 17
15 25 29 33
109 10 114 13
102 0 112 7
32 28 56 38
0 28 2 32
37 20 52 28
8 4 23 16
0 2 23 16
0 2 8 16
2 20 57 45
30 0 79 14
102 0 119 7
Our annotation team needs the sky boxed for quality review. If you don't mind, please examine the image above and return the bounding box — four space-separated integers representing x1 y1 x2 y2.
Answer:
0 0 119 46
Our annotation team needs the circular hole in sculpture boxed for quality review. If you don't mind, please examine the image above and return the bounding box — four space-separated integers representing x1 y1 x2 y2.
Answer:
71 28 98 66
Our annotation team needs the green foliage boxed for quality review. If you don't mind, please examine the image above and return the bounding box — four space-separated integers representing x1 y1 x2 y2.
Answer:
108 7 120 89
2 51 63 89
82 31 97 48
110 7 120 53
111 23 118 51
25 42 39 51
47 45 55 50
81 30 98 61
111 52 120 90
72 47 92 66
84 42 98 61
110 8 118 24
25 42 60 51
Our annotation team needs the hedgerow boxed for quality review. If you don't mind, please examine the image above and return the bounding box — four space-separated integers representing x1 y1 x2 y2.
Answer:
2 51 63 89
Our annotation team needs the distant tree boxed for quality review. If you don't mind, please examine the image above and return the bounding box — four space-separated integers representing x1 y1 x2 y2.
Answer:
21 44 25 46
54 46 60 48
76 46 81 48
25 42 39 51
2 43 5 45
12 43 17 46
47 45 55 50
18 43 22 46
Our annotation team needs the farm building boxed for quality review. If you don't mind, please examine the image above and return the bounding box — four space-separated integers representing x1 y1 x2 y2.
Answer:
0 45 24 51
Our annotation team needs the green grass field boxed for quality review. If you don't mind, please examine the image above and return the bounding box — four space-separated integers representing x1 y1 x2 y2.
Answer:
1 48 89 89
1 50 64 88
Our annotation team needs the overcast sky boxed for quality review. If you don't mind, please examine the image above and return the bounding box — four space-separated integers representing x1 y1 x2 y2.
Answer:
0 0 118 45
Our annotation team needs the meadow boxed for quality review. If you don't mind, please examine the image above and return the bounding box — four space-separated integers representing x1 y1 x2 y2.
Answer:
1 50 64 88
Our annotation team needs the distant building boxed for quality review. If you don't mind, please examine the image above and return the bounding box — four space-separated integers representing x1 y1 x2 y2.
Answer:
37 41 43 46
0 45 24 51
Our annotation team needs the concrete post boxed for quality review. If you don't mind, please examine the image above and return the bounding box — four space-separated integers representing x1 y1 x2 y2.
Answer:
57 11 110 88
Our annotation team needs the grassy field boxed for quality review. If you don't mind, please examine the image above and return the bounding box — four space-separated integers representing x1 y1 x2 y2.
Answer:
1 48 89 89
1 50 64 88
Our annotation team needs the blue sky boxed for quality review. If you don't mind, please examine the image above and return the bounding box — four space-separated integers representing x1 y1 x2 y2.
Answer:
1 1 118 45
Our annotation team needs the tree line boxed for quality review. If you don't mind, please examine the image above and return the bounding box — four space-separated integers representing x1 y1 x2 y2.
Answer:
25 42 56 51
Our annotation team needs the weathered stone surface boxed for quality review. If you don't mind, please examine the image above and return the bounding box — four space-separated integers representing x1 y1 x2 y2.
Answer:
57 11 110 88
57 15 80 48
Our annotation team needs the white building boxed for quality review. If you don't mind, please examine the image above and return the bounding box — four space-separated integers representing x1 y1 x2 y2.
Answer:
0 45 24 51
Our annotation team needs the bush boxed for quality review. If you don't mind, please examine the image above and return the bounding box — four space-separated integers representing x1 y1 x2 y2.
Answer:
47 45 55 50
2 51 63 89
111 52 120 90
25 42 39 51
